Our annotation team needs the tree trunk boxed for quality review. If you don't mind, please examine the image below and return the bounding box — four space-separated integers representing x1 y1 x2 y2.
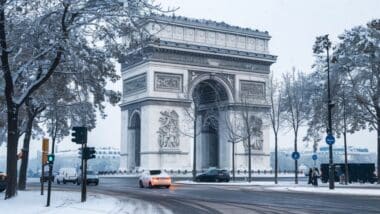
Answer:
377 123 380 184
5 106 19 199
343 131 349 185
18 111 34 190
232 141 235 181
192 111 197 181
248 135 252 182
294 130 298 184
275 134 278 184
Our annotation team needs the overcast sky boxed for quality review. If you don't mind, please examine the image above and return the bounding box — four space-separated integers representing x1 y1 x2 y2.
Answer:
1 0 379 159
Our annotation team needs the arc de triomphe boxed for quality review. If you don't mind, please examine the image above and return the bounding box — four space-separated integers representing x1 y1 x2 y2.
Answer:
119 15 277 172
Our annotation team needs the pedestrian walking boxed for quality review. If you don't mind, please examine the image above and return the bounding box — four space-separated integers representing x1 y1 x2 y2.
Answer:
312 167 319 187
308 168 312 185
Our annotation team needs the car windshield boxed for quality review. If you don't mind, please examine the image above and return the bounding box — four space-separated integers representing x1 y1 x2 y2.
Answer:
207 170 218 175
150 170 161 175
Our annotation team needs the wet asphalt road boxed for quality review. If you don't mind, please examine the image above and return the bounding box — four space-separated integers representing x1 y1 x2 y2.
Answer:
29 177 380 214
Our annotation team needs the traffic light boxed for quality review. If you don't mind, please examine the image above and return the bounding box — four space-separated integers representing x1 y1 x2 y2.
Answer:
47 154 55 164
72 127 87 145
83 147 96 160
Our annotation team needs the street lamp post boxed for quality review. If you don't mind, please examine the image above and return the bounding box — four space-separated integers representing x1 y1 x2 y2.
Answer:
326 41 335 190
313 34 335 190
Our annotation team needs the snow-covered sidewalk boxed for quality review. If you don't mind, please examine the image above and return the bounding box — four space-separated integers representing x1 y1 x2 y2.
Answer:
0 190 172 214
176 180 380 196
267 186 380 196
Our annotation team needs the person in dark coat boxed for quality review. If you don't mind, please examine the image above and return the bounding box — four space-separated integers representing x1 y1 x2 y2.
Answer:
308 168 312 185
312 167 320 186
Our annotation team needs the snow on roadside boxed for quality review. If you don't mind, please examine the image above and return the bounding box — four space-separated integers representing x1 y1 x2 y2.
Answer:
0 190 171 214
267 186 380 196
176 180 380 196
176 180 301 186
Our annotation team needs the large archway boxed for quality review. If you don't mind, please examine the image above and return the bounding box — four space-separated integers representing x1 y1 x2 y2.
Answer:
192 79 230 170
129 112 141 168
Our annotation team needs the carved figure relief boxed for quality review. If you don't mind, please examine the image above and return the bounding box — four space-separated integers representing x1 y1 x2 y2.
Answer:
240 80 265 101
243 135 264 151
154 72 183 92
157 110 180 150
123 73 147 96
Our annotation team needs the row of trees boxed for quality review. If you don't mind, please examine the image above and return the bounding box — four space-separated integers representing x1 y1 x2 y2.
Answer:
268 19 380 184
0 0 170 199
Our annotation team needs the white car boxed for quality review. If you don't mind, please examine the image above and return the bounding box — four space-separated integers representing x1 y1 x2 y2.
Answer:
56 168 78 184
139 170 171 188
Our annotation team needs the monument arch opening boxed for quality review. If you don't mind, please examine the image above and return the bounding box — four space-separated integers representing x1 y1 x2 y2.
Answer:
192 79 229 170
129 111 141 168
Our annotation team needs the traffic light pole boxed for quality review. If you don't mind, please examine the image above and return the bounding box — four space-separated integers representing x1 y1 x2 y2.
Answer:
40 164 44 195
81 143 87 202
46 163 53 206
47 139 56 207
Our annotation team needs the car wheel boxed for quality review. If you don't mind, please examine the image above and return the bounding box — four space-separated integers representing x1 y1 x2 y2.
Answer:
57 179 60 184
0 188 5 192
95 182 99 186
195 178 200 182
148 182 153 189
139 180 144 188
215 178 220 182
166 185 170 189
63 179 66 184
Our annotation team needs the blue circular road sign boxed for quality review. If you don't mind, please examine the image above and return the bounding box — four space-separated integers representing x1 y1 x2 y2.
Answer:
325 134 335 145
312 154 318 160
292 151 300 160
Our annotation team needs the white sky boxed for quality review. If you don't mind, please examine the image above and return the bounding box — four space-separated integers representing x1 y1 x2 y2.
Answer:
1 0 379 159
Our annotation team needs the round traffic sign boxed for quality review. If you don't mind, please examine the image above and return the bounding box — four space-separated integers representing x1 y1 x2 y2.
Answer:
291 151 300 160
312 154 318 160
325 134 335 145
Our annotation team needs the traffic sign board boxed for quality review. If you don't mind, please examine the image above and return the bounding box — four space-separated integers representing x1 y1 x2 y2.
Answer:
325 134 335 145
312 154 318 160
292 151 300 160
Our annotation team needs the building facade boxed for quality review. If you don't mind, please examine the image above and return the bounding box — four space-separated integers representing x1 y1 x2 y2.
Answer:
120 15 277 172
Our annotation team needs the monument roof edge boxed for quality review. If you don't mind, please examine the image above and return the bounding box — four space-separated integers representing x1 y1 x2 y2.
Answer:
151 41 278 63
149 14 271 39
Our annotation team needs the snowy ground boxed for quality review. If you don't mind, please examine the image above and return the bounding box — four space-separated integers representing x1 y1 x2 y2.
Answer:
176 180 380 196
0 190 172 214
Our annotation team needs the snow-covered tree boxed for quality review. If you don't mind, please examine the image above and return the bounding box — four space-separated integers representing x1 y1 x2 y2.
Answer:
267 73 283 184
0 0 168 199
281 69 311 184
333 20 380 183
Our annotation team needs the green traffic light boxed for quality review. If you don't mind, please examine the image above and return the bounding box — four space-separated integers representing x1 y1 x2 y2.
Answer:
47 154 55 163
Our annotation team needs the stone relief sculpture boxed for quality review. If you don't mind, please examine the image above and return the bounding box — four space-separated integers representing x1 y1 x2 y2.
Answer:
155 72 182 91
157 110 180 150
240 80 266 104
123 73 147 96
243 134 264 151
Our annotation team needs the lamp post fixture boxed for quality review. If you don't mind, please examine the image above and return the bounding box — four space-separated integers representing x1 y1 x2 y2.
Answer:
326 39 335 190
313 34 335 190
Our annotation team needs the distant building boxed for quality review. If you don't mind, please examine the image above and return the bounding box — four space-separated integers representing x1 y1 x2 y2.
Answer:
53 147 120 172
271 146 376 171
